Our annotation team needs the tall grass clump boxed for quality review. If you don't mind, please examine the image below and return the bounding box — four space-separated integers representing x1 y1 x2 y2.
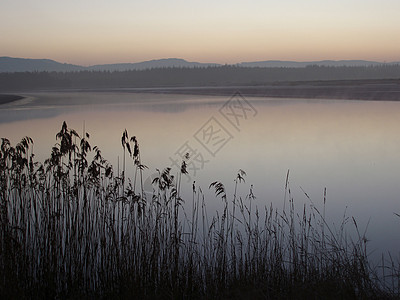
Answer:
0 122 399 299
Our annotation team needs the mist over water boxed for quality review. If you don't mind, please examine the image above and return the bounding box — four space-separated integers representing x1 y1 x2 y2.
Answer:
1 91 399 257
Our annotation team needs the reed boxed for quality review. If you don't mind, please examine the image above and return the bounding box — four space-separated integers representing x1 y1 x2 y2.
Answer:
0 122 399 299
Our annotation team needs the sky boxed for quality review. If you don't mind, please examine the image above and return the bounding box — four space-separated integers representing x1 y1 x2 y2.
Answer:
1 0 400 66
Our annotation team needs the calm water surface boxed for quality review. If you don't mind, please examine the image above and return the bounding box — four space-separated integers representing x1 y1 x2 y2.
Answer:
1 91 399 256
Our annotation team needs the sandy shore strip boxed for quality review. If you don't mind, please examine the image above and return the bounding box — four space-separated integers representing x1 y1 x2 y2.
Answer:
0 94 24 105
73 79 400 101
124 80 400 101
1 79 400 102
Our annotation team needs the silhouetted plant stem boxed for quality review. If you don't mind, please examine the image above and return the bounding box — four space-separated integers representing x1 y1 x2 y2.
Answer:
0 122 398 299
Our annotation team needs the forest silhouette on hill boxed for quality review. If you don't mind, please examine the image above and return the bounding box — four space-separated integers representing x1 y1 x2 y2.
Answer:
1 64 400 92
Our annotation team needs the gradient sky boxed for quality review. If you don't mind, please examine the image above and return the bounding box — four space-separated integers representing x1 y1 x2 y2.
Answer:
1 0 399 65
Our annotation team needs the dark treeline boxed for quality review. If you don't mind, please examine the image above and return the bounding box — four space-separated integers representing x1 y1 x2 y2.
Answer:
1 64 400 91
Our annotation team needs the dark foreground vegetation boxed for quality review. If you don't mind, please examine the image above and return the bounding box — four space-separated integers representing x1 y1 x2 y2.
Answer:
1 64 400 92
1 122 399 299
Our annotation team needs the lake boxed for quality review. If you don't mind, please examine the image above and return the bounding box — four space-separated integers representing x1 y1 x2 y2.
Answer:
0 90 399 258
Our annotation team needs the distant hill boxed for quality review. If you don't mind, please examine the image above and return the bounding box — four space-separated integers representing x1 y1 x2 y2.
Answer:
0 57 84 72
0 57 219 73
1 56 399 73
88 58 220 71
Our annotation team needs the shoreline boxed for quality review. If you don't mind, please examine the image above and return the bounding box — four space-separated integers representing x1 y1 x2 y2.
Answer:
0 94 24 105
117 79 400 101
1 79 400 102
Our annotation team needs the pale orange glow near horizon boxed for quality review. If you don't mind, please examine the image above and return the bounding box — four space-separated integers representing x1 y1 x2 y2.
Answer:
1 0 399 66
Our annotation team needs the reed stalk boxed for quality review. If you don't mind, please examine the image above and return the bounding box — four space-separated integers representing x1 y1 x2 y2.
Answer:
0 122 398 299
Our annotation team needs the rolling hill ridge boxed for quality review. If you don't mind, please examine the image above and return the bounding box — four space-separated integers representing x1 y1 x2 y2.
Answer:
1 56 399 73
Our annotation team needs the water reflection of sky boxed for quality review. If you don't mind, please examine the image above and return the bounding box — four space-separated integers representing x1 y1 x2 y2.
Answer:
0 92 399 257
0 92 227 122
